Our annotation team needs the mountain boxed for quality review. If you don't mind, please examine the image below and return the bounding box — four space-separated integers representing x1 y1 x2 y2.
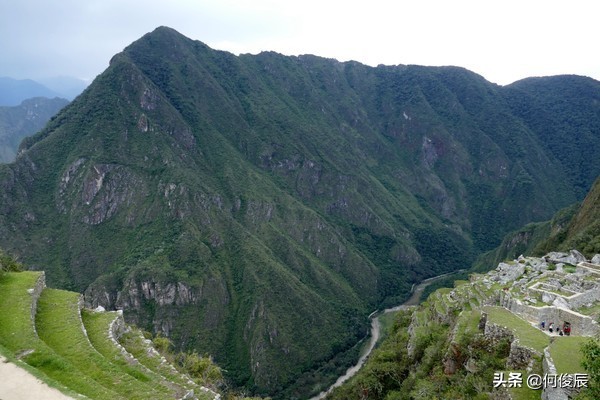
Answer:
0 27 599 397
0 77 63 106
475 174 600 270
36 76 89 100
0 97 69 163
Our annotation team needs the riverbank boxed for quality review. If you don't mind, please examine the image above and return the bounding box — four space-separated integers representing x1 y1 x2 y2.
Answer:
309 269 465 400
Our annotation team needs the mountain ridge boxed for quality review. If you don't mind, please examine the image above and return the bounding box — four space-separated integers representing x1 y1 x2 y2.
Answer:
0 96 68 163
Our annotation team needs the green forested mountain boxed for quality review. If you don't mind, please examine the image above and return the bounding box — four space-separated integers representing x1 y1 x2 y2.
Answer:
0 27 599 398
0 97 69 163
475 174 600 270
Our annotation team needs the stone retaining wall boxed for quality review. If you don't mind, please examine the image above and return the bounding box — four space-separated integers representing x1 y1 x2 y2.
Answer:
30 271 46 337
507 338 540 370
500 292 599 336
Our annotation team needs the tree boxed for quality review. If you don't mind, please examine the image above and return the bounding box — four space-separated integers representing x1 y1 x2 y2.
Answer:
580 337 600 399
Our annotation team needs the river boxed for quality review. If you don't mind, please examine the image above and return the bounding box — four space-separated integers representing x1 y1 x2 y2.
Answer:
309 270 465 400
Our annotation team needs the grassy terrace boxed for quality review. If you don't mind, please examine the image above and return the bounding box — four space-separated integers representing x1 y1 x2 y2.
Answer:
548 336 588 374
0 272 44 353
36 288 171 400
0 272 110 398
117 328 213 399
483 306 549 353
81 310 184 398
0 271 216 399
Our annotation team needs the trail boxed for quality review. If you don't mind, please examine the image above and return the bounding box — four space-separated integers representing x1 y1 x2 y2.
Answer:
309 269 465 400
0 356 74 400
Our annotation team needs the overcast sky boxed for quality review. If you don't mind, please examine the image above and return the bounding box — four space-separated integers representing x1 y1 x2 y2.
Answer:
1 0 599 86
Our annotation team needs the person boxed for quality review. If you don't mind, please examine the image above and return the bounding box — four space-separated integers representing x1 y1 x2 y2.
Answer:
549 322 554 333
541 320 545 329
558 328 564 336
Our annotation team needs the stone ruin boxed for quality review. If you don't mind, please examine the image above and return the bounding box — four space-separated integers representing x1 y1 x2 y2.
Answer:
485 250 600 337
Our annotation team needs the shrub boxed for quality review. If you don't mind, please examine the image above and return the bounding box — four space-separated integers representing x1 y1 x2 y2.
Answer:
0 249 23 276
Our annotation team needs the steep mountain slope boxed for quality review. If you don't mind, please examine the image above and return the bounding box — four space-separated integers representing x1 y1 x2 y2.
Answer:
536 175 600 256
0 27 599 397
0 97 69 163
475 174 600 269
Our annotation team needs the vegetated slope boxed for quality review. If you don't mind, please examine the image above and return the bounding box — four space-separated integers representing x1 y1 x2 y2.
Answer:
0 269 216 400
536 175 600 256
0 97 69 162
476 174 600 269
0 26 599 397
328 253 600 400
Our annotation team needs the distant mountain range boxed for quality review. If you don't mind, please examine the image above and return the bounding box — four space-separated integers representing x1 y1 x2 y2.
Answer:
0 27 599 398
0 97 69 163
0 76 87 105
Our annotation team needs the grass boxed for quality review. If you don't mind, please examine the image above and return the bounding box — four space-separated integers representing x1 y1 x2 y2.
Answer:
548 336 589 374
505 370 543 400
36 288 169 399
0 271 216 400
578 302 600 318
0 272 113 398
118 327 213 399
0 271 44 352
483 306 549 352
453 310 481 342
81 309 185 398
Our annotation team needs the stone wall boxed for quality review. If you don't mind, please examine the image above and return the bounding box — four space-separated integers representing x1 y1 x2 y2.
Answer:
29 271 46 337
507 338 540 370
541 348 568 400
483 320 515 344
567 288 600 309
499 292 600 336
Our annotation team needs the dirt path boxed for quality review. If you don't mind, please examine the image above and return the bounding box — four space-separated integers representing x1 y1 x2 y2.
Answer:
310 269 465 399
0 356 74 400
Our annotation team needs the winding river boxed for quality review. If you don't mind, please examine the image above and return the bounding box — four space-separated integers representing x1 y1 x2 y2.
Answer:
310 270 465 400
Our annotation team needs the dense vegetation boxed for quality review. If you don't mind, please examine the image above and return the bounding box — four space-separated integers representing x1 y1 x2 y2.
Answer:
327 306 513 399
475 175 600 270
0 26 599 397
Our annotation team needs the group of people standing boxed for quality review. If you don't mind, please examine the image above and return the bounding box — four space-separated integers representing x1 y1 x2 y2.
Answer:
540 320 571 336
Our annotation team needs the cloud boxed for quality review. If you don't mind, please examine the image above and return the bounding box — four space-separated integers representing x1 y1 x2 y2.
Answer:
1 0 598 85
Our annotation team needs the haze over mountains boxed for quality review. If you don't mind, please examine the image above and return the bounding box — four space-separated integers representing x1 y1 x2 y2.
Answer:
0 97 69 163
0 27 599 398
0 76 87 105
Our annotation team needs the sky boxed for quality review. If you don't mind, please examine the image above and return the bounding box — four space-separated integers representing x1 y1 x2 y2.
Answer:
1 0 599 86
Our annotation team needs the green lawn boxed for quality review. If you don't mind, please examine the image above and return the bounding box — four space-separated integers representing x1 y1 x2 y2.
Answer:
483 306 549 352
548 336 589 374
454 310 482 342
506 370 544 400
0 271 44 351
